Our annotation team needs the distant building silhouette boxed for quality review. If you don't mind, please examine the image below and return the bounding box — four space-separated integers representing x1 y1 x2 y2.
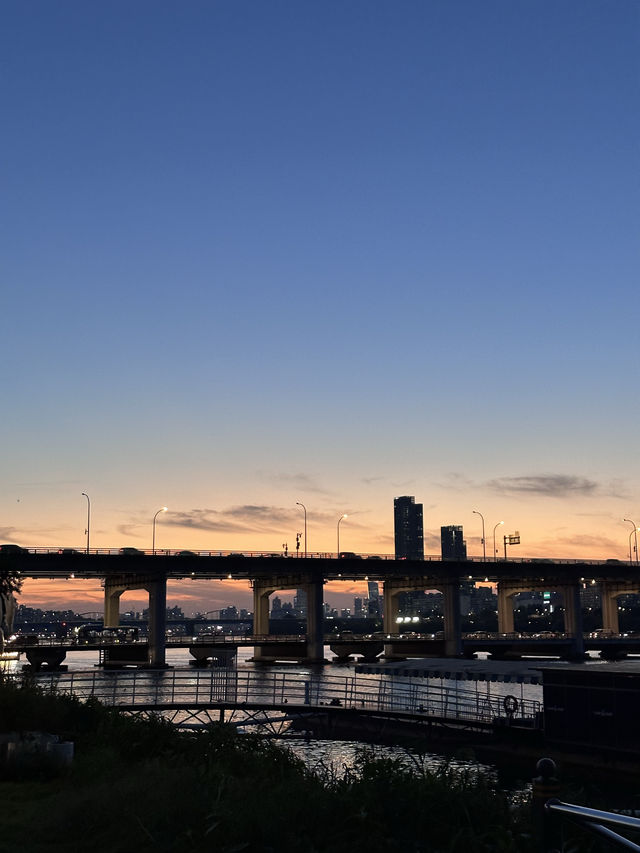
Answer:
394 496 424 560
441 525 467 561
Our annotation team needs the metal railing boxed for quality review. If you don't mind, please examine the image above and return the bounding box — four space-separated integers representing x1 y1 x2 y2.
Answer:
17 547 626 565
545 800 640 852
10 668 541 727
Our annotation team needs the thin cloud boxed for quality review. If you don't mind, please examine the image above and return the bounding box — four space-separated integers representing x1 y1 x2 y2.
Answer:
436 473 476 491
487 475 599 498
257 471 331 495
164 506 297 534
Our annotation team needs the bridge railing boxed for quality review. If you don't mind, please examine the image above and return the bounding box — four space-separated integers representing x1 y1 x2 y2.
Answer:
10 669 542 727
19 547 624 565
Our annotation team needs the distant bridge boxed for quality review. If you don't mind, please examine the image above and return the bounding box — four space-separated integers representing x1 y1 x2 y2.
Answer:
3 550 639 667
9 631 640 671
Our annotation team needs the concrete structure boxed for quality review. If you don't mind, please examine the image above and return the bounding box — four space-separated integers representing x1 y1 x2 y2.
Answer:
8 551 640 666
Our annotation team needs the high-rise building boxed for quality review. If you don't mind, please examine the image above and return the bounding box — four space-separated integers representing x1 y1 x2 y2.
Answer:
441 525 467 561
394 496 424 560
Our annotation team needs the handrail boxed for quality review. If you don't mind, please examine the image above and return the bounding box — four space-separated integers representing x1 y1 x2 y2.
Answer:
6 668 542 727
545 800 640 852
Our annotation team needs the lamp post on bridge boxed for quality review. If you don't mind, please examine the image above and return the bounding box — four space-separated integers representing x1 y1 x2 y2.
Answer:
296 501 307 557
624 519 639 566
152 507 168 555
337 513 348 558
473 510 486 561
492 520 504 562
81 492 91 555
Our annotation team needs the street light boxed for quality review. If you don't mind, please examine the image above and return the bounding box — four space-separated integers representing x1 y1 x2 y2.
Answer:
81 493 91 555
472 510 486 561
624 519 639 566
296 501 307 558
152 507 168 555
337 514 348 558
492 521 504 562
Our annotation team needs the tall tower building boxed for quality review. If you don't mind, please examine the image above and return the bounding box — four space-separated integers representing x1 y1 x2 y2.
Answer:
394 496 424 560
441 525 467 561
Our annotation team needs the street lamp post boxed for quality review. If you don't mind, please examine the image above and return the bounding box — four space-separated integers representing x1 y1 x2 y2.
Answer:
81 492 91 555
152 507 168 555
473 510 486 561
296 501 307 558
492 520 504 562
337 514 348 558
624 519 639 566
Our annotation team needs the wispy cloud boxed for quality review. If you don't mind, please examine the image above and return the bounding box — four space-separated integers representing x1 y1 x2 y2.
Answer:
435 473 476 491
256 471 331 495
164 506 297 534
486 475 599 498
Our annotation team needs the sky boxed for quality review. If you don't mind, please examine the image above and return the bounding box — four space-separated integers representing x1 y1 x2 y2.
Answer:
2 1 639 614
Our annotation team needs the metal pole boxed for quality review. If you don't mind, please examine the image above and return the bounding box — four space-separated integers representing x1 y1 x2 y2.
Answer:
624 520 638 566
337 514 347 558
296 502 307 557
492 521 504 562
81 493 90 554
152 507 167 555
473 510 486 561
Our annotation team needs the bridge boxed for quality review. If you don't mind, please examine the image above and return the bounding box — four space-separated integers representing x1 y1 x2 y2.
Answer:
4 666 542 740
9 630 640 671
3 550 639 667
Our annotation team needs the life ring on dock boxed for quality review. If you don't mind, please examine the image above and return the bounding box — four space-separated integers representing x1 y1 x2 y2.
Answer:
503 695 518 716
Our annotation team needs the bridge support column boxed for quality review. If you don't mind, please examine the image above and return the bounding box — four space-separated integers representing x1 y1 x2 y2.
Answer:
560 582 585 658
104 584 123 628
305 575 325 663
382 583 400 634
442 582 462 656
601 582 621 634
147 576 167 668
251 580 275 662
497 584 515 634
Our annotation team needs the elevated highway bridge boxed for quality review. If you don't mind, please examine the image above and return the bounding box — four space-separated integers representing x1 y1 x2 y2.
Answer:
2 550 638 667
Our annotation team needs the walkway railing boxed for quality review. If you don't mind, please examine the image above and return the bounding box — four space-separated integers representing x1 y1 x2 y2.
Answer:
545 800 640 852
12 669 541 728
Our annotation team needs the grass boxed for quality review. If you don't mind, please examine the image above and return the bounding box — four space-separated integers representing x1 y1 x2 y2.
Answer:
0 677 543 853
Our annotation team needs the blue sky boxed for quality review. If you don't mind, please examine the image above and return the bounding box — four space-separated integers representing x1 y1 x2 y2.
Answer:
2 1 639 610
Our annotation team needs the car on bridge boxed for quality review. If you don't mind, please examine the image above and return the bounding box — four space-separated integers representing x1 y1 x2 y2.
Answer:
0 544 27 555
119 547 144 556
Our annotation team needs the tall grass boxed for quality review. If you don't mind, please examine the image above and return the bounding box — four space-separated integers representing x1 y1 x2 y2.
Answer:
0 677 538 852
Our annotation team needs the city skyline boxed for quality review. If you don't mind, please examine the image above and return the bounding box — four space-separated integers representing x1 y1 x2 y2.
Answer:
3 2 638 612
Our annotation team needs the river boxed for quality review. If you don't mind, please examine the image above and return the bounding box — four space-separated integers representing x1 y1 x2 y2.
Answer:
1 644 546 789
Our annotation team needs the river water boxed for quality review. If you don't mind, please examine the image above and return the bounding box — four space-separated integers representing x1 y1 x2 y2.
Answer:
2 644 545 789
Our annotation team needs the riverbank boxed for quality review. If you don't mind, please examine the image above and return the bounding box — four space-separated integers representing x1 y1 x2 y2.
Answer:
0 677 536 853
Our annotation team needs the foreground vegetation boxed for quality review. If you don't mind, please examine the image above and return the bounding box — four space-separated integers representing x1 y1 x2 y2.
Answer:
0 677 611 853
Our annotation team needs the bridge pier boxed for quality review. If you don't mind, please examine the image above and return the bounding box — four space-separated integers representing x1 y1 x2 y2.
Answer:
104 574 168 667
383 578 462 658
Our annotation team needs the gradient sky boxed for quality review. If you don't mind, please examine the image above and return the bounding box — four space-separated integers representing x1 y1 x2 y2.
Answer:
2 1 639 613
